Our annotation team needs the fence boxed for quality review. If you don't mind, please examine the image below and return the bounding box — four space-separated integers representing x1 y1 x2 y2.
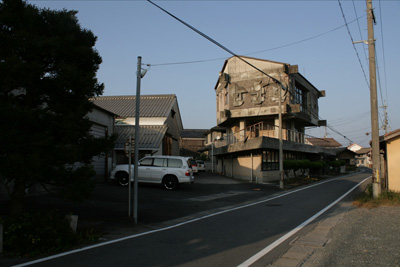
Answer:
214 122 311 148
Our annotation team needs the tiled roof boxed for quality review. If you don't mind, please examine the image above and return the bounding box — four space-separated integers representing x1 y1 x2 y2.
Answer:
114 125 167 150
382 128 400 142
181 129 208 138
305 138 342 148
91 94 177 118
356 147 371 154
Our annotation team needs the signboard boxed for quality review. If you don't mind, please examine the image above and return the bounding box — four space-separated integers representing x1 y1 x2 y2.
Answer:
124 138 135 157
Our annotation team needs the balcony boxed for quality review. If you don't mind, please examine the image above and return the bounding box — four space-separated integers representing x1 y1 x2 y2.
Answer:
214 122 309 148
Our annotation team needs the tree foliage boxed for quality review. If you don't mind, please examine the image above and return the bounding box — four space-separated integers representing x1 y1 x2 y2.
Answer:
0 0 115 217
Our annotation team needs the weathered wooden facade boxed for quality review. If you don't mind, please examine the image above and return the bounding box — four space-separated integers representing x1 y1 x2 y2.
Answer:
179 129 208 158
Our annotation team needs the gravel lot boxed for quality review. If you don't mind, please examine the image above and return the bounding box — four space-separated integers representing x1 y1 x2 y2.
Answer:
303 205 400 267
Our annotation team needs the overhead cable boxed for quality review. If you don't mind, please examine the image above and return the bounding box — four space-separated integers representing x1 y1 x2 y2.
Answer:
148 0 357 144
352 0 369 67
378 0 389 105
337 0 370 88
148 15 365 67
146 0 285 89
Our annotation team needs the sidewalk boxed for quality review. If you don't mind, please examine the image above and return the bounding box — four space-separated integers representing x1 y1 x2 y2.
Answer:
269 198 400 267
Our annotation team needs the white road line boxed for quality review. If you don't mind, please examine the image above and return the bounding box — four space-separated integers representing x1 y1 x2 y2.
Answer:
186 191 247 201
238 176 371 267
16 172 369 267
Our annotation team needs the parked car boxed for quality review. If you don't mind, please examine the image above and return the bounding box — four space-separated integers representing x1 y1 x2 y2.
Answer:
110 155 194 190
186 157 198 174
196 160 205 172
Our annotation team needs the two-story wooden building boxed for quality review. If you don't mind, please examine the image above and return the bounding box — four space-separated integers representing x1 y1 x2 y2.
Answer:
92 94 183 165
211 56 336 182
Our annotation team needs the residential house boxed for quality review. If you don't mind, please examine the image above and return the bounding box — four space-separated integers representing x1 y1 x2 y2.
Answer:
210 56 336 182
380 129 400 192
92 94 183 165
305 138 342 148
179 129 208 158
348 143 364 152
87 105 116 181
306 138 357 171
331 147 357 171
354 147 371 167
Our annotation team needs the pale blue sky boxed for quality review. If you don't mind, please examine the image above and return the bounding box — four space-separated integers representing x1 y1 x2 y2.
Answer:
30 0 400 147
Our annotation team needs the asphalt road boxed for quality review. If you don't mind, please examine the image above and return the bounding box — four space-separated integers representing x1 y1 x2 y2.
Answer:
19 171 370 267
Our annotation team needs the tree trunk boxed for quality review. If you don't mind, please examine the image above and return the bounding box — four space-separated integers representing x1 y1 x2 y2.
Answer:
9 179 26 218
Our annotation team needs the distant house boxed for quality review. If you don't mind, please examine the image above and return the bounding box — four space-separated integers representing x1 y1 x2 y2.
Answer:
331 147 357 170
87 105 116 180
179 129 208 158
380 129 400 192
348 143 364 152
305 138 342 148
354 147 371 167
92 94 183 164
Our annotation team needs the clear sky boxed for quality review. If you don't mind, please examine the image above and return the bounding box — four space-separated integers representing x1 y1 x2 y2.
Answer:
29 0 399 148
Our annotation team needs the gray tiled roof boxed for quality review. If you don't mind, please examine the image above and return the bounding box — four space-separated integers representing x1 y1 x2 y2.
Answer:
181 129 208 138
306 138 342 148
91 94 177 118
114 125 168 150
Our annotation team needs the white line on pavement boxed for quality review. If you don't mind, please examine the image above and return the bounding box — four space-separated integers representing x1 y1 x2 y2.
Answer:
16 172 369 267
237 176 371 267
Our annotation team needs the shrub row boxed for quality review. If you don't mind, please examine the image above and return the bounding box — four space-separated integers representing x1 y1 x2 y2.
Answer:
1 210 100 257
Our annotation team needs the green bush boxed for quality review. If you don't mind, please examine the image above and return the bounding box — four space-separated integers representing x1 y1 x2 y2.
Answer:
329 160 345 168
200 153 207 161
3 210 78 257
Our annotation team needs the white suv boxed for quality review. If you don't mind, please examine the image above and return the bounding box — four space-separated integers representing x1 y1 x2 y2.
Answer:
110 155 194 190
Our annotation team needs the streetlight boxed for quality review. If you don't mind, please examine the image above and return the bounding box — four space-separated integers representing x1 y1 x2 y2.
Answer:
131 56 147 224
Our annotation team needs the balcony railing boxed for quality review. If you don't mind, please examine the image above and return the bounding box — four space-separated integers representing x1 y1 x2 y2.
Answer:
213 122 310 148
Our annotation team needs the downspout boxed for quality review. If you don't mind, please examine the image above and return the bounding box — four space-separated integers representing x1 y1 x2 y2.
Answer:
231 156 233 178
251 153 253 182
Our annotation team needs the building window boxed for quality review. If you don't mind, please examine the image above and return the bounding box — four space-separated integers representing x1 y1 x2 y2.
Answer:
283 151 304 160
262 150 279 171
225 85 229 106
294 83 308 112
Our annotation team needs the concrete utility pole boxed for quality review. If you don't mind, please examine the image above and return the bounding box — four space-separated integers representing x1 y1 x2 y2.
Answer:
366 0 381 198
278 83 284 189
133 56 144 223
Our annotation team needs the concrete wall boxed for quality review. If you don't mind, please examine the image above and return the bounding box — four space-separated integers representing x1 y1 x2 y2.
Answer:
387 135 400 192
215 154 282 183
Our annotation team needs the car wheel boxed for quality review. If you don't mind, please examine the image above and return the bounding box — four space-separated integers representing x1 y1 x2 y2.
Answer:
116 172 129 186
163 176 178 190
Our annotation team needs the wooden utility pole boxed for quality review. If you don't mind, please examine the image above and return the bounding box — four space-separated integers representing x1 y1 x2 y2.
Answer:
366 0 381 198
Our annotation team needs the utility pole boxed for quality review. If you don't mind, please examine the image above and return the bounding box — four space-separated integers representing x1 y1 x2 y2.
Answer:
366 0 381 198
278 83 284 190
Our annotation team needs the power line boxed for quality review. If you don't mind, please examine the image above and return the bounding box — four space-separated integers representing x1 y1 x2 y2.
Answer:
148 0 358 146
378 0 389 104
146 0 285 89
352 0 369 67
337 0 370 88
329 110 370 124
148 15 365 67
